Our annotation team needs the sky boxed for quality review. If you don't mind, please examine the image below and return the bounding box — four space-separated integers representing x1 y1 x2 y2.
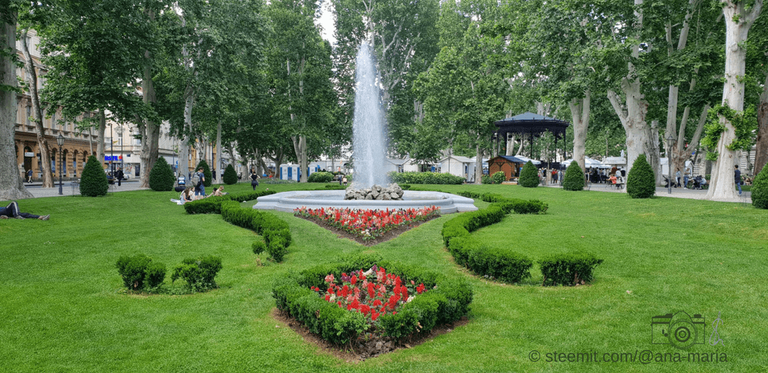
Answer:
316 0 337 45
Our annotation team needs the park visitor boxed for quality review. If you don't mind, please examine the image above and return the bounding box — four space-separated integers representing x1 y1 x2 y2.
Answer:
0 201 49 220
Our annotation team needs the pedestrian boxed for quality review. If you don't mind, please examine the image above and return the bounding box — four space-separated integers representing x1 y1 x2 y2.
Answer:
27 169 33 183
0 201 49 220
250 169 260 190
735 165 742 195
195 167 206 197
116 168 124 187
675 170 681 188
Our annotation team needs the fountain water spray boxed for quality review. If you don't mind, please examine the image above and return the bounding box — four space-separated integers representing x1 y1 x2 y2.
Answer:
352 42 388 188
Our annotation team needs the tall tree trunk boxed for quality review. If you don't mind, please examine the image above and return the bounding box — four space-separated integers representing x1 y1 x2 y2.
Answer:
754 73 768 176
0 15 33 200
178 91 194 182
569 91 591 172
97 110 106 170
707 0 763 200
505 135 516 156
474 137 483 184
216 121 222 179
20 29 53 188
140 49 159 189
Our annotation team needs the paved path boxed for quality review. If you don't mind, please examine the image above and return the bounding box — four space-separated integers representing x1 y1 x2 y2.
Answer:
23 180 149 199
541 182 752 204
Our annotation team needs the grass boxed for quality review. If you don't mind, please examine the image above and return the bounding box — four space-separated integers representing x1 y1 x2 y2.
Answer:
1 182 765 372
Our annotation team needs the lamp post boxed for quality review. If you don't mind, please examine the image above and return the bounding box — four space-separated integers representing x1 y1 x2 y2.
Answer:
667 133 676 194
116 125 124 172
57 133 64 195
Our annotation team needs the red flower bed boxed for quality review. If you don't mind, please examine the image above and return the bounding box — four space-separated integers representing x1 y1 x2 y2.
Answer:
294 206 440 241
309 265 428 323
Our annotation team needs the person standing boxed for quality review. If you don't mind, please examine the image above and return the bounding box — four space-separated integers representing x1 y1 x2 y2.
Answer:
250 169 260 190
116 168 124 187
195 167 206 197
675 170 681 188
27 169 33 183
735 165 742 195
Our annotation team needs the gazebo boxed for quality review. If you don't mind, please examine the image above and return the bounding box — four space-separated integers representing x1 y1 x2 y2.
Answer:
494 112 570 162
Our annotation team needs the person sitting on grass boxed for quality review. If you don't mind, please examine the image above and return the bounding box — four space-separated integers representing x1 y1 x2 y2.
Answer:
0 201 49 220
206 186 227 198
171 187 197 205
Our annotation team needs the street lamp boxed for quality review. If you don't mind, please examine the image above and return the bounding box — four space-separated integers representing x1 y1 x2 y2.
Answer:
666 133 676 194
57 133 64 195
116 125 124 172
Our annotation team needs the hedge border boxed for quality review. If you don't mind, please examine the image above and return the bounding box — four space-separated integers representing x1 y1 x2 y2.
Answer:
272 253 473 345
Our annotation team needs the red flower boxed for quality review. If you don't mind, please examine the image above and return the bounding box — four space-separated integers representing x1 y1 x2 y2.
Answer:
325 294 331 302
371 311 380 321
351 275 358 285
373 299 382 307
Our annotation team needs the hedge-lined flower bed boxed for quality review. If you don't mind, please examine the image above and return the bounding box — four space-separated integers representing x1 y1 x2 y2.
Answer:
441 192 602 286
273 254 472 349
294 206 440 242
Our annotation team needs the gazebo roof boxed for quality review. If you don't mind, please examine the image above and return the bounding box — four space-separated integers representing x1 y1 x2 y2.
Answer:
494 112 570 139
490 155 526 163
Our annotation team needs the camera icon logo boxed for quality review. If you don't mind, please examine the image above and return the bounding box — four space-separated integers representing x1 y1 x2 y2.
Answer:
652 311 705 349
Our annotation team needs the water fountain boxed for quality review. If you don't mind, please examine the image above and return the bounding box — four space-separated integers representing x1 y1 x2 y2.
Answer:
254 42 476 214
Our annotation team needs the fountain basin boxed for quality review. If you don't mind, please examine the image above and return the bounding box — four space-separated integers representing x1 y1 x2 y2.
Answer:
253 190 477 214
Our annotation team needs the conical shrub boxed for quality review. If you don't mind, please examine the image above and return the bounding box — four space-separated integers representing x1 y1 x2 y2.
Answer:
519 161 539 188
149 157 175 191
562 161 585 191
752 164 768 209
195 159 213 187
223 164 238 185
80 155 108 197
627 154 656 198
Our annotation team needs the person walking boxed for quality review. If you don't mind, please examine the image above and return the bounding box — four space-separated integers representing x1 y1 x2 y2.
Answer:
26 169 33 183
250 169 260 190
0 201 49 220
735 165 742 195
116 168 124 187
675 170 681 188
195 167 206 197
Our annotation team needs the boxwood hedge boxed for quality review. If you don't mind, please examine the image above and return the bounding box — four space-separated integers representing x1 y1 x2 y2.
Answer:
272 253 473 345
539 252 604 286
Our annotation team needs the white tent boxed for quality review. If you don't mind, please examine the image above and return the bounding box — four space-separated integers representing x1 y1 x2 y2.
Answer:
514 156 541 165
562 157 609 169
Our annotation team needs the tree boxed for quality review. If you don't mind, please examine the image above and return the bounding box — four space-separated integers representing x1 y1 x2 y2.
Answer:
562 161 585 191
0 4 33 200
752 161 768 208
518 161 539 188
80 155 108 197
706 0 763 200
748 14 768 175
149 157 174 191
222 164 237 185
627 154 656 198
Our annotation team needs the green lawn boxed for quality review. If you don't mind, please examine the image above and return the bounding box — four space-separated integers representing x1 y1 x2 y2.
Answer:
1 183 765 372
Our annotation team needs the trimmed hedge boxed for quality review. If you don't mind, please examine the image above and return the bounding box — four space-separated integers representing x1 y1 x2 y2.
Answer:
223 164 238 185
492 171 506 184
389 171 465 185
272 253 473 345
626 154 655 198
562 161 585 191
220 200 291 262
116 254 166 290
539 252 604 286
753 164 768 209
149 157 175 191
195 159 213 187
80 155 109 197
183 190 277 214
171 255 223 291
518 161 539 187
308 172 334 183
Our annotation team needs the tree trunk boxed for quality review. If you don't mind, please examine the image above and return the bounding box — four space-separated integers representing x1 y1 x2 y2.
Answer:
707 0 763 200
140 51 159 189
97 110 106 170
216 121 222 179
0 16 33 200
754 73 768 175
178 91 194 182
21 29 53 188
569 91 591 172
291 135 308 182
505 135 516 156
474 140 483 184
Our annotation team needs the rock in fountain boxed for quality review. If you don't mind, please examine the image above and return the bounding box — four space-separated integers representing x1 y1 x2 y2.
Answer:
344 184 404 201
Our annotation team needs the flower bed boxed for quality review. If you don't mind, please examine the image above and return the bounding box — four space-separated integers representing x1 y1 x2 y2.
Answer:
294 206 440 242
272 254 472 357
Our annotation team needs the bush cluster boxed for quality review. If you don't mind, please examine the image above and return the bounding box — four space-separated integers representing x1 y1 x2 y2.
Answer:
449 237 533 283
539 252 604 286
272 253 473 345
626 154 656 199
183 190 277 214
308 172 334 183
80 155 109 197
149 157 175 191
481 175 493 184
518 161 539 188
171 255 223 291
223 164 238 185
492 171 506 184
562 161 585 191
219 200 291 262
195 159 213 187
753 164 768 209
388 171 465 185
116 254 166 291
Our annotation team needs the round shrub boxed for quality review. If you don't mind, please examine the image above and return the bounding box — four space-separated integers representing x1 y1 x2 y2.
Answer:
518 161 539 187
308 171 334 183
492 171 506 184
626 154 656 198
80 155 108 197
223 164 238 185
171 255 223 291
752 164 768 209
116 254 166 290
195 159 213 187
252 240 266 255
149 157 175 191
562 161 585 191
481 175 493 184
